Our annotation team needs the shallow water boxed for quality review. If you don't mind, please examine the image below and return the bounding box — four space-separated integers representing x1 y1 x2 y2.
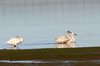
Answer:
0 60 100 64
0 0 100 49
1 60 100 66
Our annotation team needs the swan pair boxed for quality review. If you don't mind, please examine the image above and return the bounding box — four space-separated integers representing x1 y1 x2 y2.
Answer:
55 31 77 44
6 36 24 47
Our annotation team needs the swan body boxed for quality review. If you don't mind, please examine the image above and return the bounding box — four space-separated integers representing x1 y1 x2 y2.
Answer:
55 31 77 48
68 32 76 43
6 36 24 47
67 32 77 48
55 31 71 44
55 36 69 44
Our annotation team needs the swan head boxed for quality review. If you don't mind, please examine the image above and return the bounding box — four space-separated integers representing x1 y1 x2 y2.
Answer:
66 31 71 34
72 32 77 36
16 36 20 38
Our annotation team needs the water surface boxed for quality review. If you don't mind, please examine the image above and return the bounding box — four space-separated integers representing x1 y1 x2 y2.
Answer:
0 60 100 64
0 0 100 49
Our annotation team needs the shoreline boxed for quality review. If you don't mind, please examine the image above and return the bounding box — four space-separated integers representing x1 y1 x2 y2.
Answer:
0 47 100 61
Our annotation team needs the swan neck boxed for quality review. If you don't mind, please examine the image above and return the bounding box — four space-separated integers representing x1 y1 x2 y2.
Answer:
66 33 70 39
71 34 75 42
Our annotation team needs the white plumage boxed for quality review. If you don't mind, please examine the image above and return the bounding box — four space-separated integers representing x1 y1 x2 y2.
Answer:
67 32 77 43
6 36 24 47
55 31 71 44
55 36 68 43
55 31 77 48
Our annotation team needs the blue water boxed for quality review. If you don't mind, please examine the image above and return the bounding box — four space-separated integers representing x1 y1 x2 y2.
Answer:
0 0 100 49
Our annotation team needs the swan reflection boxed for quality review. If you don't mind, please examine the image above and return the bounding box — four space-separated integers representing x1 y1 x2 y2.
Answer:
68 42 76 48
56 42 76 48
7 47 19 50
56 44 69 48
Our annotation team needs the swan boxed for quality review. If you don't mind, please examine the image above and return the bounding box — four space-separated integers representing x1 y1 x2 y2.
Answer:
56 32 77 48
6 36 24 47
55 31 71 44
68 32 77 43
67 32 77 47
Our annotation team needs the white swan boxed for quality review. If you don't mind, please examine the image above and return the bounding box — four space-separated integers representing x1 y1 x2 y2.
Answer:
6 36 24 47
55 31 71 44
56 32 77 48
67 32 77 48
68 32 77 43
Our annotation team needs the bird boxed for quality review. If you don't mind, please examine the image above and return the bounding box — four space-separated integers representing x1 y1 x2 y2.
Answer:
56 31 77 48
6 36 24 47
55 31 71 44
67 32 77 48
67 32 77 43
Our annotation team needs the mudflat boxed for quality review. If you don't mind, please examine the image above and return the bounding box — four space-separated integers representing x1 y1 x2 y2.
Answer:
0 47 100 60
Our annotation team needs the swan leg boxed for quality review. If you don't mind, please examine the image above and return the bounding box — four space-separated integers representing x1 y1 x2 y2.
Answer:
14 45 16 47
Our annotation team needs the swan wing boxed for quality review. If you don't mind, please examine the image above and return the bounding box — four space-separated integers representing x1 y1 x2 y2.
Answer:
6 38 20 45
55 36 68 42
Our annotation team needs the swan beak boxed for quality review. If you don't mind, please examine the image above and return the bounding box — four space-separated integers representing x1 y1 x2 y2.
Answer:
75 34 77 36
